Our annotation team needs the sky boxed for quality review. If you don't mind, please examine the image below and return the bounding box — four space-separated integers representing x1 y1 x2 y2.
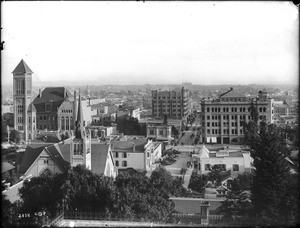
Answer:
1 1 298 86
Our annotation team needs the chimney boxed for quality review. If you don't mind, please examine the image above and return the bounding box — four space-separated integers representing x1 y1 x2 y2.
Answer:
4 182 10 190
39 89 42 98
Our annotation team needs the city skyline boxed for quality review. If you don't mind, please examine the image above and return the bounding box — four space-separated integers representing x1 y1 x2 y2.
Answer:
2 1 298 86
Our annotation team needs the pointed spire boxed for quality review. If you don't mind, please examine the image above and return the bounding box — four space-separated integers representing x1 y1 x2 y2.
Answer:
74 89 84 139
12 59 33 74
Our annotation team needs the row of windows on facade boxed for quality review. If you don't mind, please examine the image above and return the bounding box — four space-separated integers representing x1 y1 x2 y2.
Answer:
206 128 242 135
206 121 245 127
115 160 127 167
38 119 74 131
220 98 247 102
204 164 239 171
149 129 164 135
74 144 84 155
114 152 127 158
153 110 185 114
205 114 267 121
152 95 184 99
204 107 267 113
17 105 24 114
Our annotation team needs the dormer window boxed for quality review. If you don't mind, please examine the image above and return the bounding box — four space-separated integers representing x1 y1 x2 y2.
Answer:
45 102 51 112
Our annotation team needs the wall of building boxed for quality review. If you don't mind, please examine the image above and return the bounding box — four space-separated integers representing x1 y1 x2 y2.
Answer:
147 125 172 140
114 151 145 170
201 99 273 144
199 154 250 175
25 150 63 177
57 101 74 131
151 87 190 119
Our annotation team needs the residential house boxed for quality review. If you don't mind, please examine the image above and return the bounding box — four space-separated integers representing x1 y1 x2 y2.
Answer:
192 144 252 175
111 136 162 172
147 123 173 141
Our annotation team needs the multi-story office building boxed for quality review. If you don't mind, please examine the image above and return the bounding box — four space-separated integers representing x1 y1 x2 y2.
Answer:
151 87 190 119
201 88 274 144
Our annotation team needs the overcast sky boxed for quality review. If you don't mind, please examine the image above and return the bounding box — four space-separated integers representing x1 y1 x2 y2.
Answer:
1 1 298 86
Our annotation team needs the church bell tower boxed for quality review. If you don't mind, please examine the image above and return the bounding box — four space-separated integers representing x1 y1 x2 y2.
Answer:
12 59 33 142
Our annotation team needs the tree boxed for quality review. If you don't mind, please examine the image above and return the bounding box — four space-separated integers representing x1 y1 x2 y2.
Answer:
9 129 22 144
207 165 224 185
2 195 22 227
251 122 292 225
19 172 65 221
219 173 253 220
62 165 116 213
243 103 261 157
171 126 179 138
115 169 175 222
188 172 207 193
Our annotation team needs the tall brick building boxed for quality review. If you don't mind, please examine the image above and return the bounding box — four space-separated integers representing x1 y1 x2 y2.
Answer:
151 87 191 119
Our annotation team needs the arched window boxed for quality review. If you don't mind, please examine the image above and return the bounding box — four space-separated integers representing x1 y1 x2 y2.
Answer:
70 117 73 130
66 117 69 130
40 167 51 176
61 117 65 130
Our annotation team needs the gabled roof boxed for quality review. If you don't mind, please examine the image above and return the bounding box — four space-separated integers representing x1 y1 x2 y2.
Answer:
91 143 110 174
45 144 69 173
12 59 33 74
219 88 246 99
199 144 209 158
19 142 70 175
32 87 73 112
16 152 25 166
18 145 47 174
57 141 72 163
2 162 15 173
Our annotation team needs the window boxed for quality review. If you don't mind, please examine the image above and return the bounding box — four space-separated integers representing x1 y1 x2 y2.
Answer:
205 164 211 171
122 161 127 167
115 161 119 167
220 164 226 171
61 117 65 130
45 103 51 112
159 130 163 135
44 160 49 164
207 108 210 112
207 116 210 120
123 152 127 158
66 117 69 130
74 144 83 156
44 116 47 120
207 122 210 127
115 152 119 158
233 164 239 171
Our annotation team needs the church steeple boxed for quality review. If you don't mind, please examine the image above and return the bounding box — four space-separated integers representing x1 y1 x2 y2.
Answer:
74 90 84 139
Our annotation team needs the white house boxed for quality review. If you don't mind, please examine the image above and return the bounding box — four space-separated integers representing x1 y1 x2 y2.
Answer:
111 136 163 172
192 145 252 175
